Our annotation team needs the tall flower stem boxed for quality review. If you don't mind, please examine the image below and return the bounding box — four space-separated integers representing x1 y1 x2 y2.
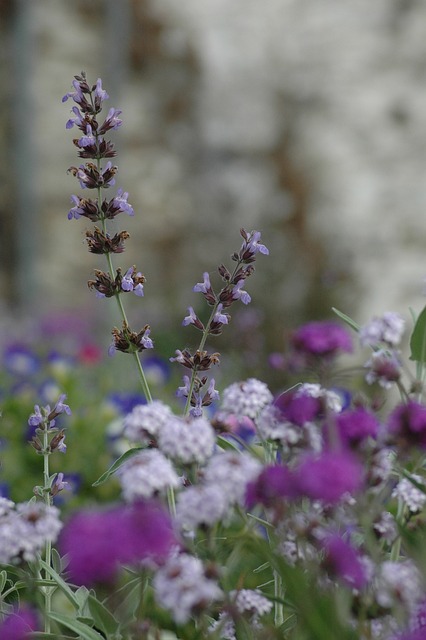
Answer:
42 429 53 634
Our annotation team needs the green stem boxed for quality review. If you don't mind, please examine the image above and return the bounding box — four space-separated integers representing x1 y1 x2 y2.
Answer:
95 155 152 403
183 303 219 416
42 429 53 634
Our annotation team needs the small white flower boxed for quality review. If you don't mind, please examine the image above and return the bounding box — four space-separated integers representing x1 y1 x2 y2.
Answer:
158 416 216 465
176 484 229 530
122 400 174 443
376 560 421 612
231 589 273 616
221 378 273 419
203 451 262 506
154 552 223 624
392 475 426 513
296 383 343 413
118 449 180 501
360 312 405 348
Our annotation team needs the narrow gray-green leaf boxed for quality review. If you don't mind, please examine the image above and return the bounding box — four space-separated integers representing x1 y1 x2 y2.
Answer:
88 594 121 636
92 447 144 486
410 305 426 363
47 612 104 640
331 307 360 333
39 560 79 609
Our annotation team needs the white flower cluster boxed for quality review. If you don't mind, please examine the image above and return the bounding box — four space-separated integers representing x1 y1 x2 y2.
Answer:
118 449 180 501
158 416 215 465
203 451 262 506
153 552 223 624
220 378 273 419
0 498 62 564
375 560 422 613
176 485 228 530
122 400 173 443
392 475 426 513
359 312 405 348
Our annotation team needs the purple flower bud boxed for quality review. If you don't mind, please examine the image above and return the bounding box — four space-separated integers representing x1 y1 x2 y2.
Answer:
54 394 72 417
68 194 84 220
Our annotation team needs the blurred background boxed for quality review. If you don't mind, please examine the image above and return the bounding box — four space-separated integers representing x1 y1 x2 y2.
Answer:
2 0 426 502
2 0 426 374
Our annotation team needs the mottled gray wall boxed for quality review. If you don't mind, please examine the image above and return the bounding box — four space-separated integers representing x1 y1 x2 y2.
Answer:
3 0 426 351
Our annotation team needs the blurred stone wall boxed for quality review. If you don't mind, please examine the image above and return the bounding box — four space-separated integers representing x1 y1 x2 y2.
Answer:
3 0 426 353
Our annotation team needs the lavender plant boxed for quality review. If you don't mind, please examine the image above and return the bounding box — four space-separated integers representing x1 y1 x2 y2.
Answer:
4 72 426 640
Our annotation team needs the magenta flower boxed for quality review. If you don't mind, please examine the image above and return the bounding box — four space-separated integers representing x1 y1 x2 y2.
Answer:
246 464 298 508
334 407 380 448
273 389 322 426
294 450 364 504
0 606 39 640
290 321 353 360
387 401 426 449
321 534 368 590
60 500 177 585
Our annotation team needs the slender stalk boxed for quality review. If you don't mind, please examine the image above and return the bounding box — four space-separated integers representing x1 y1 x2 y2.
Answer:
42 429 53 634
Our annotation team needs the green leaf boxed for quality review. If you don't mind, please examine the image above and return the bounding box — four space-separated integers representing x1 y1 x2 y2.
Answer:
47 612 105 640
0 570 7 593
39 560 79 610
92 447 144 486
331 307 360 333
410 305 426 362
88 593 121 636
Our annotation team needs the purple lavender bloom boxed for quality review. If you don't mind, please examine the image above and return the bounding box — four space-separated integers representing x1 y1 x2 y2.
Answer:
68 194 85 219
295 450 364 504
246 464 298 508
112 188 134 216
140 328 154 350
62 78 84 104
213 303 229 325
77 123 96 147
183 306 198 327
291 321 353 359
121 267 135 292
94 77 109 102
177 375 191 398
28 405 44 428
193 272 212 294
0 606 39 639
65 105 85 129
244 230 269 256
59 500 177 585
321 534 368 590
99 107 123 132
232 280 251 305
387 401 426 449
53 394 72 417
334 407 380 448
133 280 144 297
